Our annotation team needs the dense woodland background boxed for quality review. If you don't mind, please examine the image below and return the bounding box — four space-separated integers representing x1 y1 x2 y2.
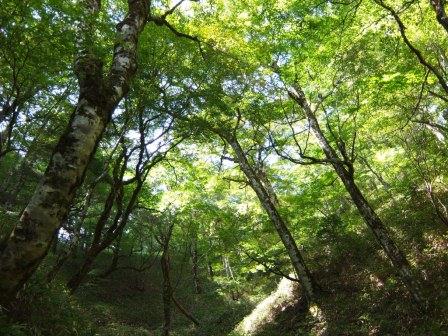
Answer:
1 0 448 335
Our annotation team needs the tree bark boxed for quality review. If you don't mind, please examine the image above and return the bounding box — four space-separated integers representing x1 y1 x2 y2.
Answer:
47 171 106 283
226 135 317 304
67 157 151 292
431 0 448 34
172 295 200 326
0 0 149 306
67 108 174 292
287 83 426 308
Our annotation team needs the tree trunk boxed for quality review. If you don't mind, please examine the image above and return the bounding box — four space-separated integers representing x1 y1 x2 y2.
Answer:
47 182 97 283
431 0 448 34
226 136 317 304
0 108 20 160
67 253 97 293
171 295 200 326
424 181 448 228
161 242 173 336
66 182 121 292
208 261 214 278
0 0 149 306
67 167 147 293
222 255 235 280
100 232 123 278
66 104 172 292
51 229 60 254
190 240 202 294
287 83 426 308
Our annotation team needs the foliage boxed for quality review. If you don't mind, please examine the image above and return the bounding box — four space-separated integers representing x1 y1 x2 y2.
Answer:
2 0 448 334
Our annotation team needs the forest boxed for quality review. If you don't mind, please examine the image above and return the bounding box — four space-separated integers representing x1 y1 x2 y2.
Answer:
1 0 448 335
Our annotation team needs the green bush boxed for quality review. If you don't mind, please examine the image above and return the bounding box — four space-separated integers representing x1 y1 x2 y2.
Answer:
2 271 94 336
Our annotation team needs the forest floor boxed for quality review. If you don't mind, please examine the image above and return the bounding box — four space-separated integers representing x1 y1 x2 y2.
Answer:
2 227 448 335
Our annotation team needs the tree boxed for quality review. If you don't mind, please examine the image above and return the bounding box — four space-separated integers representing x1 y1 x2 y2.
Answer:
275 77 425 307
0 0 196 306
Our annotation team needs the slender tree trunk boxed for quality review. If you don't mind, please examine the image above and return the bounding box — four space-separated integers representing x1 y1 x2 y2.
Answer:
66 184 120 292
100 232 123 278
0 129 43 202
50 228 60 254
222 255 235 280
287 84 426 308
0 0 149 306
190 239 202 294
67 168 147 293
425 181 448 227
0 108 20 160
161 240 173 336
67 253 97 292
223 255 240 300
206 253 214 278
171 295 200 326
226 136 317 304
341 173 425 305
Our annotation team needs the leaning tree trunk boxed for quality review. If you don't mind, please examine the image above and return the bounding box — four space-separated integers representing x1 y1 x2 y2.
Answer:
67 168 147 293
67 107 171 292
47 170 108 283
431 0 448 34
287 83 426 307
100 231 123 278
424 181 448 228
0 0 149 306
226 136 317 304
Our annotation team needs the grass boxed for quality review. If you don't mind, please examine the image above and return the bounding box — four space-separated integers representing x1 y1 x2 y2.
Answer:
2 217 448 335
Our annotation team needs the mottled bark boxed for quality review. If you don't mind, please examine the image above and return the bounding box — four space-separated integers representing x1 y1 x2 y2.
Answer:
226 136 317 304
0 0 149 306
287 84 426 308
431 0 448 34
47 171 106 283
67 110 175 292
